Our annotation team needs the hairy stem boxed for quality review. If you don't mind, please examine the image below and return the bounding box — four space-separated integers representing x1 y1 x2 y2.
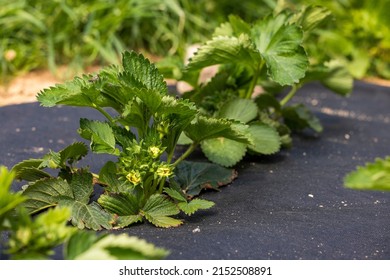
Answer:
92 103 115 124
280 84 300 107
172 142 198 167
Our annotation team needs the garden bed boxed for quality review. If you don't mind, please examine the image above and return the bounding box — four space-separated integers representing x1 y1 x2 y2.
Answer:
1 80 389 259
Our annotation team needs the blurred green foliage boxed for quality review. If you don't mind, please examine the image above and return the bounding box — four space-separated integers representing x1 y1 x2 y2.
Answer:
1 0 389 82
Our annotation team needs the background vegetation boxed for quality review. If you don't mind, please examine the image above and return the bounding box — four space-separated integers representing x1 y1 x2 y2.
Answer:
2 0 388 83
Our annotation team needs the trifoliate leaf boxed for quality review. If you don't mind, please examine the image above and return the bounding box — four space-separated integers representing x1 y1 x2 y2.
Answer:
186 35 261 71
247 123 281 155
218 98 258 123
185 116 250 144
344 157 390 191
98 192 143 228
121 51 167 95
178 199 215 216
78 118 119 155
72 233 169 260
141 194 182 228
251 14 309 85
60 200 113 230
282 104 323 133
171 161 238 197
201 138 247 167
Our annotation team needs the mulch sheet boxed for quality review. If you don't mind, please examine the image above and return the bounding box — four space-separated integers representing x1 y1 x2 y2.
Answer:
1 81 389 259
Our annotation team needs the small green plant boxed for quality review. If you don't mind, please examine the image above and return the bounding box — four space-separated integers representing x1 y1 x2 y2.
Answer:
12 51 245 230
160 6 353 167
1 166 168 259
344 157 390 191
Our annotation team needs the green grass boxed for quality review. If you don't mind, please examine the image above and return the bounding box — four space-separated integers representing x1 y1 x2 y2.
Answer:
1 0 389 82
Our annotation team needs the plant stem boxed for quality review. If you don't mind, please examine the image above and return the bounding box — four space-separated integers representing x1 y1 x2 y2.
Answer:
280 84 300 107
92 103 115 124
172 142 198 167
245 60 264 99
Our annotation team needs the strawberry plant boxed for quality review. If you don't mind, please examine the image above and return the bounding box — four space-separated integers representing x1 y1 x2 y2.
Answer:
160 5 353 167
1 166 168 259
12 51 245 229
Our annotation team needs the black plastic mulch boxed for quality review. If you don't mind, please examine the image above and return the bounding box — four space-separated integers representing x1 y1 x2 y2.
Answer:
0 81 389 259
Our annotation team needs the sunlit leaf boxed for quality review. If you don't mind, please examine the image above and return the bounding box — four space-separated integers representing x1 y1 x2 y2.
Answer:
344 157 390 191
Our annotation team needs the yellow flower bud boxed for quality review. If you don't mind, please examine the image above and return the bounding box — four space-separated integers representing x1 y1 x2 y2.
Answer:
148 146 161 158
156 165 173 178
126 170 141 185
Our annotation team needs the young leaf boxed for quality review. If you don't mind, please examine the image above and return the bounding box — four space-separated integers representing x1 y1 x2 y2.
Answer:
251 13 309 85
282 104 323 133
37 76 98 108
59 142 89 166
141 194 182 228
78 118 119 155
71 233 169 260
171 161 238 197
185 116 250 144
289 5 332 32
178 199 215 216
344 157 390 191
201 137 247 167
247 123 281 155
11 159 45 180
303 61 353 96
121 51 167 95
186 35 260 71
218 98 258 123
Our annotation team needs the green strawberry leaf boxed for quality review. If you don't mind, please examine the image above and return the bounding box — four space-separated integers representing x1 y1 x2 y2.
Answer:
185 116 250 144
70 233 169 260
201 137 247 167
251 13 309 85
141 194 182 228
171 161 238 197
0 167 26 219
60 200 113 231
186 34 260 71
282 104 323 133
120 51 167 95
98 192 143 228
218 98 258 123
78 118 119 155
178 199 215 216
59 142 89 166
344 157 390 191
289 5 332 33
247 123 281 155
22 178 74 213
